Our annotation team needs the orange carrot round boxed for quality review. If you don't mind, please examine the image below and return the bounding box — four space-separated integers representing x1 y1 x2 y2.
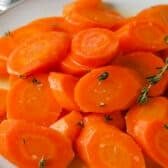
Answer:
7 31 70 76
76 116 145 168
126 97 168 135
128 121 168 168
75 66 141 113
60 54 92 76
137 5 168 27
0 119 74 168
117 20 168 52
7 74 62 126
112 51 168 96
71 28 119 67
63 2 124 30
51 111 83 142
48 72 79 111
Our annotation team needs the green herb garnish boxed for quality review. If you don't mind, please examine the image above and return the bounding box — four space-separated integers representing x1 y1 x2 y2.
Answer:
98 72 109 81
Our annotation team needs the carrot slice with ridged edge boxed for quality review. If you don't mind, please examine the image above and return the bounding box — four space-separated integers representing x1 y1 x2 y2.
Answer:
126 97 168 135
48 72 79 111
63 1 124 30
137 5 168 27
0 119 74 168
0 89 7 122
71 28 119 67
7 73 62 126
112 52 168 96
60 54 92 76
76 115 146 168
7 31 70 76
51 111 83 142
75 66 142 113
128 121 168 168
117 20 168 52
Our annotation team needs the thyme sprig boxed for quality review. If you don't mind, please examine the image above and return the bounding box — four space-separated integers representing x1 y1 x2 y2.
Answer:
39 156 47 168
138 58 168 104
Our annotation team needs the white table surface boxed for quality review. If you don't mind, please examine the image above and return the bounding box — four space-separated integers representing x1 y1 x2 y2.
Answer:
0 0 167 167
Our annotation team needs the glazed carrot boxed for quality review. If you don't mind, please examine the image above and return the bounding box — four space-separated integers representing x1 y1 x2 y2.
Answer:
128 120 168 167
75 66 142 113
63 2 124 30
51 111 83 141
137 5 168 27
71 28 119 67
7 74 62 126
48 72 79 111
112 52 168 96
126 97 168 135
74 0 101 8
0 58 8 77
0 89 7 122
68 157 88 168
8 75 18 86
117 20 168 52
60 54 92 76
7 31 70 76
0 119 74 168
76 116 145 168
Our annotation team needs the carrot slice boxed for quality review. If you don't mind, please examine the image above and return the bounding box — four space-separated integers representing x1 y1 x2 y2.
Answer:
48 72 79 111
0 119 74 168
126 97 168 135
74 0 101 8
0 89 7 122
63 2 124 30
71 28 119 67
68 157 88 168
60 54 92 76
7 74 62 126
75 66 141 113
76 116 145 168
137 5 168 27
51 111 83 142
128 120 168 167
117 20 168 52
112 52 168 96
145 155 162 168
7 31 70 76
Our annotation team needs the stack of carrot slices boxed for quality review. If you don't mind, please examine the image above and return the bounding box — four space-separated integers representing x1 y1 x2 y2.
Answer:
0 0 168 167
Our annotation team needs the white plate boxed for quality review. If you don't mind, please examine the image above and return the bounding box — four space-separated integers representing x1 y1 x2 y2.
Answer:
0 0 167 167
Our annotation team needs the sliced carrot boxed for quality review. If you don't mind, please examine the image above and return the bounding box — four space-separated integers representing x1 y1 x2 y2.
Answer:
71 28 119 67
137 5 168 27
51 111 83 142
0 119 74 168
0 58 8 77
0 35 16 59
63 2 124 30
76 115 145 168
9 75 19 86
7 73 62 126
0 89 7 122
60 54 92 76
128 120 168 167
112 52 168 96
48 72 79 111
68 157 88 168
117 20 168 52
7 31 70 76
126 97 168 135
75 66 142 113
74 0 101 8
